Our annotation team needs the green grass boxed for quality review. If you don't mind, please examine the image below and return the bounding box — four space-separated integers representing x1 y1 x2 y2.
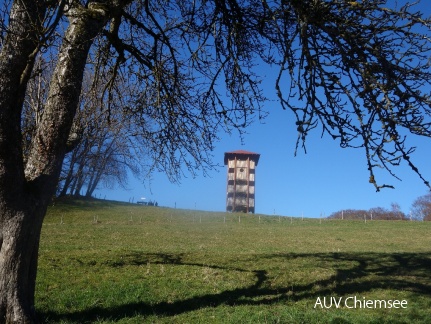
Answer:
36 197 431 323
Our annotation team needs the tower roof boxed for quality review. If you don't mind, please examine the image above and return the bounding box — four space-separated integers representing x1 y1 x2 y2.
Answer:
224 150 260 165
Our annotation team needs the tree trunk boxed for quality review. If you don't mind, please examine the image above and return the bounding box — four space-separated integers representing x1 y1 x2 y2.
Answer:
0 203 47 323
59 168 75 197
58 153 79 197
85 165 105 197
72 167 88 196
0 0 46 320
85 139 116 197
0 2 111 322
59 137 90 197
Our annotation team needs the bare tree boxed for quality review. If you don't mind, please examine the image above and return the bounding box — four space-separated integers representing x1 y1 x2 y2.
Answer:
58 73 142 198
411 192 431 220
389 202 405 220
21 57 52 160
1 0 431 321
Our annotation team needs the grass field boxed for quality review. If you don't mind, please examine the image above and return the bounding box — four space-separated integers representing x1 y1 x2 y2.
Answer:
36 197 431 323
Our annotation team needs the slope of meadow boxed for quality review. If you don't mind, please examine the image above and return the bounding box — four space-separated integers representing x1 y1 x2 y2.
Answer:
36 198 431 323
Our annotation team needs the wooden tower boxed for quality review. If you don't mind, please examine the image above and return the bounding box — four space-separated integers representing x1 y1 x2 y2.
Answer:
224 150 260 213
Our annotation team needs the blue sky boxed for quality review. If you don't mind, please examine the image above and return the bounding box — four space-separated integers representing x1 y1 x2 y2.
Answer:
96 1 431 217
97 107 430 218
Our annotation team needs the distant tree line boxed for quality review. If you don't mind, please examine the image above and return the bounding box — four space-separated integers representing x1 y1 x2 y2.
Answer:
328 193 431 221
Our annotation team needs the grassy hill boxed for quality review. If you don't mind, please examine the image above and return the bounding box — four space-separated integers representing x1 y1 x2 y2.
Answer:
36 197 431 323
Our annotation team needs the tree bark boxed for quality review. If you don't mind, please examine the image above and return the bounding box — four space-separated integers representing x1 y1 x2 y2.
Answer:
0 2 111 322
0 1 46 321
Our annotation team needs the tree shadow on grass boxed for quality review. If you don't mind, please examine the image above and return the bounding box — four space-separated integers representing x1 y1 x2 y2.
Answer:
39 251 431 323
